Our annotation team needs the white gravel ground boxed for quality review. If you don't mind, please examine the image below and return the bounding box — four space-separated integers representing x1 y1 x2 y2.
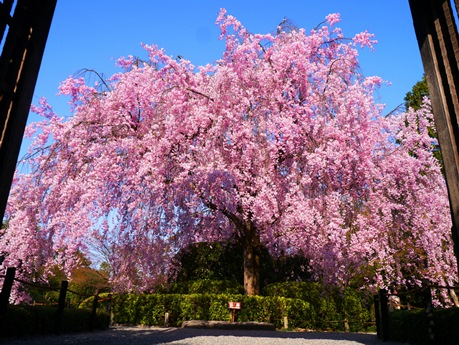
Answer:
3 326 413 345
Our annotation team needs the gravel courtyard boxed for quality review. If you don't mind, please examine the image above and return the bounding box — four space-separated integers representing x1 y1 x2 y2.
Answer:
4 326 412 345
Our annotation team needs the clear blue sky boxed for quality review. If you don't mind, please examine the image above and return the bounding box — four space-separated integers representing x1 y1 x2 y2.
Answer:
25 0 424 152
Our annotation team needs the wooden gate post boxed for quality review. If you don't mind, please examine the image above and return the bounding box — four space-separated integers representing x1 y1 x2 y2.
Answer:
379 289 390 341
89 289 99 332
409 0 459 277
423 279 435 344
374 293 382 339
55 280 68 334
0 267 16 316
0 0 57 223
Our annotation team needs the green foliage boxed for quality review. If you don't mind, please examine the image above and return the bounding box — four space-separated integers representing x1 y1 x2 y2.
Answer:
404 75 429 111
404 75 443 172
0 305 109 338
270 254 312 283
171 241 244 283
159 279 244 294
26 255 109 307
389 308 459 345
388 309 426 344
26 265 66 305
263 281 373 332
431 307 459 344
78 292 112 311
111 293 313 329
111 281 373 331
170 241 311 290
69 266 110 305
208 294 233 322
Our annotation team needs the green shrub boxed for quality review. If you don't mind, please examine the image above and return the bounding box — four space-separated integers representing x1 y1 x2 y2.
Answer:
235 295 270 323
160 279 244 294
110 281 372 332
389 308 459 345
0 305 109 338
389 309 426 344
111 293 144 325
111 292 313 328
334 288 372 332
94 281 373 332
139 294 166 326
179 294 211 321
263 281 372 332
208 294 233 322
78 292 112 310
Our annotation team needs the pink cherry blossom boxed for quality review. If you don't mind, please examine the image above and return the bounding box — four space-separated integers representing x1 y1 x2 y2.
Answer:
326 13 341 26
1 10 456 303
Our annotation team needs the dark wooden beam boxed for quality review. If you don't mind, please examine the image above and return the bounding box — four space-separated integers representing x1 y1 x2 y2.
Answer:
0 0 57 223
409 0 459 275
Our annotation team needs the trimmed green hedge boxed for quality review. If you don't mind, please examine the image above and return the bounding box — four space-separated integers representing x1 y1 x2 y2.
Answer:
111 293 313 329
79 292 112 310
389 308 459 345
263 281 373 332
110 281 373 331
0 305 110 338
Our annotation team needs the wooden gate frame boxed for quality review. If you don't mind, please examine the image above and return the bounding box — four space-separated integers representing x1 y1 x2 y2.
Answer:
0 0 57 223
410 0 459 276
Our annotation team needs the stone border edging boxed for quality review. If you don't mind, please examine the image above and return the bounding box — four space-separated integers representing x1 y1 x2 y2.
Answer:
181 320 276 331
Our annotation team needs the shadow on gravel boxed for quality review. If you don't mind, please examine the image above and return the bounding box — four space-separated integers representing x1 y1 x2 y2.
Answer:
4 326 408 345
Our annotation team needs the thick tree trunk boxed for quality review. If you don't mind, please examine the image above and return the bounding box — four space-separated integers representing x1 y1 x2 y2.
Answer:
241 221 260 295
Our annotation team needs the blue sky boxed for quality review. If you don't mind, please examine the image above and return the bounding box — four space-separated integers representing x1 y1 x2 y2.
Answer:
25 1 424 153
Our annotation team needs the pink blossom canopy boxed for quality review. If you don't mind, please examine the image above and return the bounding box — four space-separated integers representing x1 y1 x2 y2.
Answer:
1 9 456 302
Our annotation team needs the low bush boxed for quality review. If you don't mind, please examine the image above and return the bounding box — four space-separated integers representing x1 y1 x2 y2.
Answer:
111 293 313 329
389 307 459 345
159 279 244 294
0 305 109 338
79 292 112 310
110 281 373 331
263 281 373 332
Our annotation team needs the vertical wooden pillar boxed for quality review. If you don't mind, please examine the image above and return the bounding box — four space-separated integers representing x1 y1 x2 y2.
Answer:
374 293 382 339
0 267 15 315
379 289 390 341
422 279 435 344
0 0 57 223
89 289 99 331
55 280 68 334
409 0 459 276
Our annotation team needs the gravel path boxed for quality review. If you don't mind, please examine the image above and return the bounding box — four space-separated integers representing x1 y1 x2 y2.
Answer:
3 326 412 345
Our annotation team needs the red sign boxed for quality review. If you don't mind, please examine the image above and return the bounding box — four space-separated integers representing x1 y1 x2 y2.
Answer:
228 301 241 309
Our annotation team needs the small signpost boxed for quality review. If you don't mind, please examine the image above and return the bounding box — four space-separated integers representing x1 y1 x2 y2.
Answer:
228 301 241 323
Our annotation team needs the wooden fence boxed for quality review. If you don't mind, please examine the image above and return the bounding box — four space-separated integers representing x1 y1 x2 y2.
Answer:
374 279 459 343
0 267 109 334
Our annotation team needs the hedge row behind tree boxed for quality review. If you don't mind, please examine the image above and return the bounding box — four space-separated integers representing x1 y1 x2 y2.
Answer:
112 293 313 330
110 288 373 332
263 281 373 332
